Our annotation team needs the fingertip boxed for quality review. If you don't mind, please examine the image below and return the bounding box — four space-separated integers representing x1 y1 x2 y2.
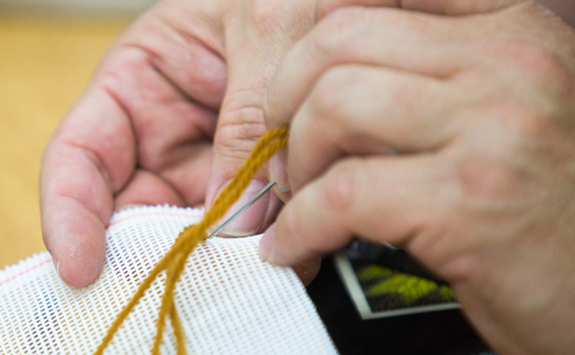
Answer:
58 252 105 288
43 199 108 288
55 228 106 288
293 258 322 286
260 221 298 267
261 224 321 285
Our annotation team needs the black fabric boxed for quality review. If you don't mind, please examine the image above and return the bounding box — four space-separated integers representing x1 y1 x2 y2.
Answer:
307 257 495 355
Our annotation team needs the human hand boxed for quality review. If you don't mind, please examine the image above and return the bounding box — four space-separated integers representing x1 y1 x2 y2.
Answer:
260 0 575 353
41 0 320 288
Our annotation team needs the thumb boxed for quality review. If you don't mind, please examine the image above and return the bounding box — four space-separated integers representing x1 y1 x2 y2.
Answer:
205 6 314 237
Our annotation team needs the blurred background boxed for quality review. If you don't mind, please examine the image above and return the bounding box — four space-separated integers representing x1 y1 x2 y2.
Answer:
0 0 154 268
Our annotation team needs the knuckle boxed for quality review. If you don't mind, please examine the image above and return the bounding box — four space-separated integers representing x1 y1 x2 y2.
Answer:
215 106 267 160
247 0 311 35
454 107 559 204
494 104 554 142
515 45 569 83
247 0 280 29
309 67 355 125
454 146 520 201
322 159 358 214
485 42 575 151
310 7 365 58
489 41 572 93
457 161 509 200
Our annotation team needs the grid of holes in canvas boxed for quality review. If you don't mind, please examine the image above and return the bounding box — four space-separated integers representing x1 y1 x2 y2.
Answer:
0 205 337 354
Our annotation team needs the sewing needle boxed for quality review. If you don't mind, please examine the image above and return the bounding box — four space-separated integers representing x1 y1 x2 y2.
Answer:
209 180 277 238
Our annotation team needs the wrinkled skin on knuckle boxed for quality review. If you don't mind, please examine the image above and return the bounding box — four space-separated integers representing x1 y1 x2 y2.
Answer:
247 0 313 38
214 107 267 160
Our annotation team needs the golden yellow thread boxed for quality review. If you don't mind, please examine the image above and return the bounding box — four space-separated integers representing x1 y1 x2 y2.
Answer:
94 127 288 354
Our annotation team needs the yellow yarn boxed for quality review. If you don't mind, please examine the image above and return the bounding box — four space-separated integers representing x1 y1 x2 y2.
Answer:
94 127 289 355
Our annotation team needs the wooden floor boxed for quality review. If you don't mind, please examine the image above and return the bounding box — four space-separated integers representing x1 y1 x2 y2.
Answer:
0 15 131 268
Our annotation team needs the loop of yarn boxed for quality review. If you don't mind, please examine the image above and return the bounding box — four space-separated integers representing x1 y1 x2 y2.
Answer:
94 127 289 355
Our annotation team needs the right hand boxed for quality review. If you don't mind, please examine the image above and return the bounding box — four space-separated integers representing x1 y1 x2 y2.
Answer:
261 0 575 354
41 0 320 288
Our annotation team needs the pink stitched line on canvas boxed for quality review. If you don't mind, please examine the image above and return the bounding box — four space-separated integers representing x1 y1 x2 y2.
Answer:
106 212 202 229
0 259 52 288
0 210 204 288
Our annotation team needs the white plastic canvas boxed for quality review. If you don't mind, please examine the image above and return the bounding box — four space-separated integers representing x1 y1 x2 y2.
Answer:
0 206 337 354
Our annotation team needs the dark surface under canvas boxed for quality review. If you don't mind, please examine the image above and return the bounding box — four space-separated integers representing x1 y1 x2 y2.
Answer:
307 256 495 355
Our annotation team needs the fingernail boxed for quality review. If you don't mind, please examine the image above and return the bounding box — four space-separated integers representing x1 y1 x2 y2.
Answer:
215 180 270 237
269 149 290 193
259 223 276 262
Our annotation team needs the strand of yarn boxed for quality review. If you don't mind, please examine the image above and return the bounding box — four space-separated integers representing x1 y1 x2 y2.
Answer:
94 127 288 354
151 127 288 352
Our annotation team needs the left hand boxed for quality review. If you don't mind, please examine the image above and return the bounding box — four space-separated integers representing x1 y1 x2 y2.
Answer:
260 1 575 354
40 0 319 288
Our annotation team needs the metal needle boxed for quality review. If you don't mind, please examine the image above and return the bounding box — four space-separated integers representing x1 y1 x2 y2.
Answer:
209 180 277 238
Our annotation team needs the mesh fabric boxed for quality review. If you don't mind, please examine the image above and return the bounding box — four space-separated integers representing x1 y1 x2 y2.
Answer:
0 206 337 354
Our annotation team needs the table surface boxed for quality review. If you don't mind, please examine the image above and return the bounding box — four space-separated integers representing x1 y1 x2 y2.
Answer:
0 15 130 268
